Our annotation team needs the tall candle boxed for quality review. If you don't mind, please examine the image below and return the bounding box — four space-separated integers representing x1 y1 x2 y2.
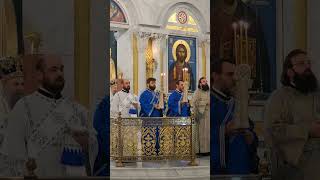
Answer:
186 68 189 81
160 73 164 87
232 22 238 64
182 69 185 81
162 73 166 90
239 20 243 64
244 22 249 64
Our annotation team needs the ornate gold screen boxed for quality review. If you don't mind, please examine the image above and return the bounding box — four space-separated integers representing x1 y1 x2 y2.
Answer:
111 116 197 167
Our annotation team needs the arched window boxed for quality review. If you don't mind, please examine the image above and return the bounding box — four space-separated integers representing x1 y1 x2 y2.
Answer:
166 10 199 33
110 0 127 24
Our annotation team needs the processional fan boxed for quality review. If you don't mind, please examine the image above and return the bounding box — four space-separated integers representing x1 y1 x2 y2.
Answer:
233 64 252 129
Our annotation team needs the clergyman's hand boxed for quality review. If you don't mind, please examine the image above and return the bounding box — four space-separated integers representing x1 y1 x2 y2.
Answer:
72 130 89 151
225 121 236 134
132 102 139 109
180 101 189 106
154 104 160 110
243 130 254 145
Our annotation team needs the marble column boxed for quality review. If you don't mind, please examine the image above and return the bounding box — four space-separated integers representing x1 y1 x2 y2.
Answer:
198 34 210 81
160 35 168 93
113 30 125 77
152 33 167 91
204 39 210 84
137 31 151 94
196 40 201 82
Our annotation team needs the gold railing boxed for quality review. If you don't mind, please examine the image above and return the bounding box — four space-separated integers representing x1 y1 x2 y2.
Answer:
110 113 198 167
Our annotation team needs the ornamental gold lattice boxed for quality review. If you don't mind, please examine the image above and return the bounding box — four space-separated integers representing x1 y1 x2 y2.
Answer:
110 116 197 166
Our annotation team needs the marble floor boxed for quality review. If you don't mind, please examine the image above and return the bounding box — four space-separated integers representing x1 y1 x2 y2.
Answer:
110 156 210 180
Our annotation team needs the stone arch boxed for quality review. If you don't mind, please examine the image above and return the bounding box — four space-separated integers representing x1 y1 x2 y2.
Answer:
110 0 129 24
110 0 142 27
157 1 209 33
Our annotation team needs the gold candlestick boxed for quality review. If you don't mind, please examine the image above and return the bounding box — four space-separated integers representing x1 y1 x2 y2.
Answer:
232 22 238 64
118 72 123 79
25 32 42 54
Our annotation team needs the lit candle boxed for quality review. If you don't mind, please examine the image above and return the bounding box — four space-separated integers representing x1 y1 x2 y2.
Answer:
239 20 243 64
182 68 185 82
161 73 166 89
244 22 249 65
160 73 164 87
183 68 187 82
185 68 189 82
162 73 166 90
232 22 238 64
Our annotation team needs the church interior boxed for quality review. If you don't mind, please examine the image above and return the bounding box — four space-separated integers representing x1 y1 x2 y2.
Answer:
212 0 320 180
1 0 319 179
110 0 210 179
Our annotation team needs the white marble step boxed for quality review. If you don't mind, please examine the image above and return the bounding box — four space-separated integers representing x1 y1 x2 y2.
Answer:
111 166 210 180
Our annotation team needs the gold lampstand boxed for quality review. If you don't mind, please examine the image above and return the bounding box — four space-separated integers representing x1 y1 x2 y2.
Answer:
25 32 42 54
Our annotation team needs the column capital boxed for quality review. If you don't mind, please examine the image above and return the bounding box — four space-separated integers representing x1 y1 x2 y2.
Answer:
137 31 152 40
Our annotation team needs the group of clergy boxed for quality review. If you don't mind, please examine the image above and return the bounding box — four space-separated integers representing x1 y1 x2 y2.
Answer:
109 76 210 155
212 49 320 180
0 55 108 177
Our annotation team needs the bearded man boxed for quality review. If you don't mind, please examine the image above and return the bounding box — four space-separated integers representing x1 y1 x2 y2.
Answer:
265 49 320 180
192 77 210 155
3 55 98 177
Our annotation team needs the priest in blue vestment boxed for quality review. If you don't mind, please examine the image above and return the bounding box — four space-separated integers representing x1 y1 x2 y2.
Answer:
139 78 163 155
167 80 190 117
139 78 163 117
211 59 259 175
93 95 109 176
